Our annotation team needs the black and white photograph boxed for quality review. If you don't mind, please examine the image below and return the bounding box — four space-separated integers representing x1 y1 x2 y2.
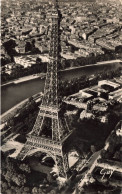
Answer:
1 0 122 193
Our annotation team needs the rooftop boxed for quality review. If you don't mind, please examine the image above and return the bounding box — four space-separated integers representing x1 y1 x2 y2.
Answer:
98 80 120 89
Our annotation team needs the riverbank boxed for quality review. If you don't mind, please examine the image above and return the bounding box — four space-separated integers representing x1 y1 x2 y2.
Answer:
60 59 122 72
1 59 122 87
1 98 28 123
1 59 121 114
1 73 45 87
14 73 45 84
1 92 43 124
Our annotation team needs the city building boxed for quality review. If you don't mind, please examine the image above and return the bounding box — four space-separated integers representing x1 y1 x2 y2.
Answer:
80 110 94 120
98 80 120 90
109 88 122 101
14 54 49 68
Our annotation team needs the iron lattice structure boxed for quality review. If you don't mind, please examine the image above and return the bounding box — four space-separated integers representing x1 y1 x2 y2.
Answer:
18 0 70 178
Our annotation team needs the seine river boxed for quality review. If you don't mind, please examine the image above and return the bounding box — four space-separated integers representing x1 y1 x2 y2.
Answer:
1 62 120 114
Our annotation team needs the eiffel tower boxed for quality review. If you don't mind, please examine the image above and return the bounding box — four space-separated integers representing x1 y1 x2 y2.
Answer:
17 0 71 178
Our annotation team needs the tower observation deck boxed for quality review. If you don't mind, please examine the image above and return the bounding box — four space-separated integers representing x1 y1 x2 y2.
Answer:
17 0 71 178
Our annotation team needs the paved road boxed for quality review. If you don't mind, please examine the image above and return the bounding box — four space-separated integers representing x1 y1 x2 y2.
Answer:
61 151 101 194
76 151 101 191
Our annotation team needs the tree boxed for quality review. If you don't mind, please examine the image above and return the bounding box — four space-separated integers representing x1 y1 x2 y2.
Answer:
108 112 119 129
61 59 66 70
32 187 39 193
36 57 42 65
19 163 31 173
23 187 30 193
113 151 121 161
115 45 122 53
50 190 57 194
25 42 32 52
5 189 14 194
3 39 17 57
91 145 96 153
2 181 8 190
28 96 34 103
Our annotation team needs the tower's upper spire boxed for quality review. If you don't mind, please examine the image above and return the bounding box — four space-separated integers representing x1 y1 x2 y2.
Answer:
54 0 58 8
52 0 59 18
53 0 58 10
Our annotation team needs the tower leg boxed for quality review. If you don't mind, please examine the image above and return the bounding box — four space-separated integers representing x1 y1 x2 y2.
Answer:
55 153 69 178
17 144 33 160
